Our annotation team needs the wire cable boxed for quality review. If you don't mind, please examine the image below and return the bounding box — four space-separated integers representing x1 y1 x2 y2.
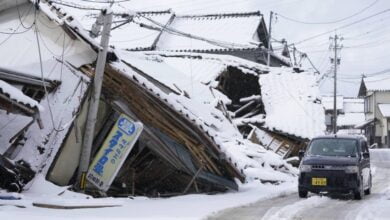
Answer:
290 8 390 46
35 20 65 132
275 0 379 25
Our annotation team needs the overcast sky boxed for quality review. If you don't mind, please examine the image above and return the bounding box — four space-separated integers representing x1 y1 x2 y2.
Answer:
80 0 390 97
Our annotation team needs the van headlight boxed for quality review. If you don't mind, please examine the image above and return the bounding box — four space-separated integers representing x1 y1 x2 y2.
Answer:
299 164 312 172
345 166 359 173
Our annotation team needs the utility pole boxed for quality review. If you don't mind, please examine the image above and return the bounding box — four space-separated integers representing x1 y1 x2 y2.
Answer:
77 8 113 191
267 11 273 66
330 34 342 134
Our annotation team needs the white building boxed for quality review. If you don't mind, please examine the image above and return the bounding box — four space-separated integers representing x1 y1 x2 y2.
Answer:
358 75 390 148
322 96 365 134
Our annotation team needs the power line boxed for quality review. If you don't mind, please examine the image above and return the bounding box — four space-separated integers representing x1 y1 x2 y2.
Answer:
275 0 378 25
290 8 390 46
138 14 254 49
79 0 131 3
0 3 36 47
50 0 102 10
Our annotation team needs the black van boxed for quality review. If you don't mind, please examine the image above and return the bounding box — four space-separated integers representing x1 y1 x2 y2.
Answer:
298 135 371 200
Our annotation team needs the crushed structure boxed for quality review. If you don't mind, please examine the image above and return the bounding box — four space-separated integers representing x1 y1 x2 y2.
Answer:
0 0 326 196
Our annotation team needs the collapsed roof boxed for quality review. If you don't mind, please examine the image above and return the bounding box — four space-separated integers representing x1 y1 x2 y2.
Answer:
259 68 325 140
0 0 318 195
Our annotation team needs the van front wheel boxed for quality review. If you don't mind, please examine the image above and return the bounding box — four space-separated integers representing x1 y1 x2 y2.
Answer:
299 189 308 198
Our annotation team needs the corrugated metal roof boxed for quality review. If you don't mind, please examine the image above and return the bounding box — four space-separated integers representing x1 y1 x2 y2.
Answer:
260 69 325 139
363 75 390 92
156 12 263 51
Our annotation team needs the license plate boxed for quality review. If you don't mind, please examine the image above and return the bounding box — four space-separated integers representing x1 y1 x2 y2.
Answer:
312 178 327 186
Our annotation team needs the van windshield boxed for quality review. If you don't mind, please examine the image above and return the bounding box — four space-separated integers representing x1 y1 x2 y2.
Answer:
308 138 358 157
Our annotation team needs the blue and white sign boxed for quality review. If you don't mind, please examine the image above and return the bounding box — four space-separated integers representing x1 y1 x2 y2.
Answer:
87 114 143 191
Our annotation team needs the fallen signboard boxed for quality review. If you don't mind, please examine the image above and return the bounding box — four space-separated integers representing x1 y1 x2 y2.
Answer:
87 114 143 192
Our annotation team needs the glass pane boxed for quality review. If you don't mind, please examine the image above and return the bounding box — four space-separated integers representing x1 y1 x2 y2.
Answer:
308 139 358 157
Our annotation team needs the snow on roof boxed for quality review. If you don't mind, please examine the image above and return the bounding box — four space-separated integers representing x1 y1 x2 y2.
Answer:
363 75 390 92
321 96 343 111
337 113 365 126
111 12 173 50
260 68 325 139
157 12 262 51
343 98 364 113
0 3 95 72
50 1 263 52
378 104 390 118
0 79 42 111
118 52 228 104
0 0 27 12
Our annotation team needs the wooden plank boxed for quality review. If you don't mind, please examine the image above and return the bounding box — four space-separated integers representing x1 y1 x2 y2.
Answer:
80 64 244 183
33 203 121 209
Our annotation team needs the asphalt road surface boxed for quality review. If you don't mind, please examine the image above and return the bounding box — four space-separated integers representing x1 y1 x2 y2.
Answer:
209 150 390 220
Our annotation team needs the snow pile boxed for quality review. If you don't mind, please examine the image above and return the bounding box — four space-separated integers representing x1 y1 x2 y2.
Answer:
0 79 43 111
260 68 325 139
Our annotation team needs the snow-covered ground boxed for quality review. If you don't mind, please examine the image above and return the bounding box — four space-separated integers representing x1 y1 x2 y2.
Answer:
210 149 390 220
2 149 389 220
0 176 295 220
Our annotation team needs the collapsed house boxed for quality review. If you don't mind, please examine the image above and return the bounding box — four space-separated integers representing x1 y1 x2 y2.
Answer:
0 0 324 196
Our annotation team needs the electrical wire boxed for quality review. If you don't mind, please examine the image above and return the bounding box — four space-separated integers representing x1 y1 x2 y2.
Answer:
49 0 102 10
275 0 379 25
290 8 390 46
34 18 65 132
79 0 131 3
138 14 254 49
0 3 35 47
16 0 36 30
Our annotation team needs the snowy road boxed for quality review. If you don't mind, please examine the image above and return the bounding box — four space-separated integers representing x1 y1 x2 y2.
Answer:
209 149 390 220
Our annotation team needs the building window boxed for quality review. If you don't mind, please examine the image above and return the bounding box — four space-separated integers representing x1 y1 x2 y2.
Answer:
364 95 372 113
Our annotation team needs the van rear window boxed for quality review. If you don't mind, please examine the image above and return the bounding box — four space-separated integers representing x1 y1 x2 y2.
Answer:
308 139 358 157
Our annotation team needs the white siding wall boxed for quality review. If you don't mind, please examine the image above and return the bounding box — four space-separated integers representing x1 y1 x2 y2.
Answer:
374 92 390 144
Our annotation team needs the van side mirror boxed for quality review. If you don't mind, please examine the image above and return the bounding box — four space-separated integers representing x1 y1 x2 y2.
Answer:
298 150 305 160
363 152 370 159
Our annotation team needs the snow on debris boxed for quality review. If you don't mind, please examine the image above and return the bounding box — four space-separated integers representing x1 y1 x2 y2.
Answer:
110 59 297 183
0 79 43 111
259 67 325 139
378 104 390 118
21 1 296 184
